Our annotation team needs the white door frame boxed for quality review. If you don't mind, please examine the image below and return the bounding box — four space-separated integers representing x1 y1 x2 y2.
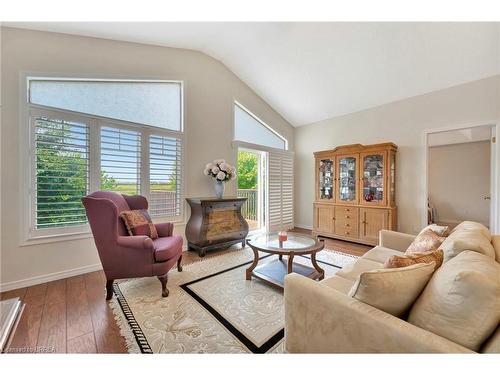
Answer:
423 122 499 234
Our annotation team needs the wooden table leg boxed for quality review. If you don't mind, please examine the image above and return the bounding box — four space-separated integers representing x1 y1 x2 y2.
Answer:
246 247 260 280
287 252 295 274
311 251 325 280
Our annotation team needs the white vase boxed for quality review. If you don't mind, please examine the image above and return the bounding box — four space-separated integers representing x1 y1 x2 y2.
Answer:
214 180 225 199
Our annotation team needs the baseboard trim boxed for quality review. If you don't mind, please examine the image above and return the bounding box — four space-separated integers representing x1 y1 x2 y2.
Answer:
294 224 313 231
0 263 103 292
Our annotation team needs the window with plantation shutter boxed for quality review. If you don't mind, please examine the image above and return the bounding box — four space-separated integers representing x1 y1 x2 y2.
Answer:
34 116 89 229
100 127 141 195
149 135 182 217
267 151 294 231
25 77 184 242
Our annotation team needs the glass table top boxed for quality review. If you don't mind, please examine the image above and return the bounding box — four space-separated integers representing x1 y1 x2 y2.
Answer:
247 232 320 254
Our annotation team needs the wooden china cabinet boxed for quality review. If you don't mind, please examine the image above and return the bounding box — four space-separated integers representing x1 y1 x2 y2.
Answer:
313 143 397 246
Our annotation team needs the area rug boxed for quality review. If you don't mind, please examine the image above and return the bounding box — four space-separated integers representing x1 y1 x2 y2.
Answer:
110 247 358 353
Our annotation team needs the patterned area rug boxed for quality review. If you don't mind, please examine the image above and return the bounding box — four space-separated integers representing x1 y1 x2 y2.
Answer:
110 247 357 353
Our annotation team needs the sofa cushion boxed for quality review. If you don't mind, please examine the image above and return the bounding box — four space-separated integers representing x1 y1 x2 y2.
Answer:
320 275 355 294
493 235 500 263
481 325 500 353
439 229 495 262
419 224 450 237
408 251 500 351
405 228 445 255
348 262 436 317
153 235 183 262
451 221 491 241
335 258 383 281
384 249 443 271
362 246 403 264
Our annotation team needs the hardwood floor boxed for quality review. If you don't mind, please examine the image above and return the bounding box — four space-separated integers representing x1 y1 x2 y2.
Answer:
291 227 372 257
1 230 369 354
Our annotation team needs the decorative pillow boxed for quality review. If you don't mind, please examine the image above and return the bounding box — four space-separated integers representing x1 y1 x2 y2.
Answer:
384 249 443 271
439 229 495 262
120 210 159 239
408 251 500 351
348 262 436 317
418 224 449 237
405 228 445 255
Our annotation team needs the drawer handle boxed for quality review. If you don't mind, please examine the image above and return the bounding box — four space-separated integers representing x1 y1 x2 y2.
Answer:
345 223 350 227
332 217 336 221
346 209 350 212
345 231 350 235
346 215 350 219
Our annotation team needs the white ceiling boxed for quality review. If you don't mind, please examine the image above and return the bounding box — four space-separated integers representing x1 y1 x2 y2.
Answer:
6 22 500 126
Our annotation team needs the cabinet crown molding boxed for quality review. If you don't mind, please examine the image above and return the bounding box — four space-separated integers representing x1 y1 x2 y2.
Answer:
314 142 398 157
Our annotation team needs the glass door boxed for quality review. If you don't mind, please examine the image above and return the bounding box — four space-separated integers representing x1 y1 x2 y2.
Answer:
337 154 359 203
361 152 386 205
237 149 266 232
317 157 335 201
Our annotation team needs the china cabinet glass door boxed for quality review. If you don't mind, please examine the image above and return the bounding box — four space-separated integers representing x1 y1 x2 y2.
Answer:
361 152 385 205
390 152 396 206
318 158 334 200
337 155 358 202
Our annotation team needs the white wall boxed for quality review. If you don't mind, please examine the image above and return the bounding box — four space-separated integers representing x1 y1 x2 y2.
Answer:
295 75 499 234
0 27 294 290
428 141 491 227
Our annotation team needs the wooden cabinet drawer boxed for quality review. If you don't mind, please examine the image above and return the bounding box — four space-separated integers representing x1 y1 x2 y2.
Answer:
334 206 358 238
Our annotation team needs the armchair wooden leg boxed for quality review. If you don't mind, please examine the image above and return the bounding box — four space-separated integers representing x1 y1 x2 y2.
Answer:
158 274 169 297
106 280 114 300
177 254 183 272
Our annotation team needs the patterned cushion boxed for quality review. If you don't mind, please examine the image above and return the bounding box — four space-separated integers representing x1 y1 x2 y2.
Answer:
384 249 443 271
120 210 159 239
405 228 445 255
418 224 449 237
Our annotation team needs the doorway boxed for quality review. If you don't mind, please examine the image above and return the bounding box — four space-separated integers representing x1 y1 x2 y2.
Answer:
237 148 267 232
425 124 497 230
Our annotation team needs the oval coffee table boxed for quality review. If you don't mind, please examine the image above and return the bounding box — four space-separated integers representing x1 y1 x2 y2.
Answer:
246 232 325 289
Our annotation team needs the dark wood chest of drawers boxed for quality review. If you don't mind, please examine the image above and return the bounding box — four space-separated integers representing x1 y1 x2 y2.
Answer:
185 197 249 257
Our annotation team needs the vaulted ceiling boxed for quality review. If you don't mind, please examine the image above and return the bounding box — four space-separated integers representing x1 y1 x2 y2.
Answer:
7 22 500 126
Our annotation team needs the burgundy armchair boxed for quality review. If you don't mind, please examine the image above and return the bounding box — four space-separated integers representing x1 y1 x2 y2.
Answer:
82 191 183 300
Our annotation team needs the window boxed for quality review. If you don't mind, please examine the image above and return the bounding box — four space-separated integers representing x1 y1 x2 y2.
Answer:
100 127 141 196
234 102 287 150
26 78 184 239
34 116 89 229
149 135 182 217
30 80 182 131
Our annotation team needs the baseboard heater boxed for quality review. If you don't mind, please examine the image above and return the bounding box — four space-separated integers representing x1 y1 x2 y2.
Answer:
0 298 24 353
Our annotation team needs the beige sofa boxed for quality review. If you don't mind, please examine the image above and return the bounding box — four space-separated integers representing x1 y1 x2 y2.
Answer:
284 224 500 353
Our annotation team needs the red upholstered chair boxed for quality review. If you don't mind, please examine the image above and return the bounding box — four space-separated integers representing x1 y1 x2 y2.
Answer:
82 191 183 300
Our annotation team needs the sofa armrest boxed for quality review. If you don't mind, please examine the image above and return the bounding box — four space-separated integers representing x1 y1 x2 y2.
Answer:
284 273 473 353
379 230 415 252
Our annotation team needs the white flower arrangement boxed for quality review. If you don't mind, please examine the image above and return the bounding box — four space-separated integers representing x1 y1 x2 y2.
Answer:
204 159 236 182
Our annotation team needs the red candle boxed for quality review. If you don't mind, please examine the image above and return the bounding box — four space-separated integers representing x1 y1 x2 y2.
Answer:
278 231 288 242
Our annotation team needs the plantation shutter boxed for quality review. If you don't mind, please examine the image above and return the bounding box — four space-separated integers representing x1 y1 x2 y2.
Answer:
267 151 294 231
149 134 182 217
100 127 141 195
34 116 89 229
